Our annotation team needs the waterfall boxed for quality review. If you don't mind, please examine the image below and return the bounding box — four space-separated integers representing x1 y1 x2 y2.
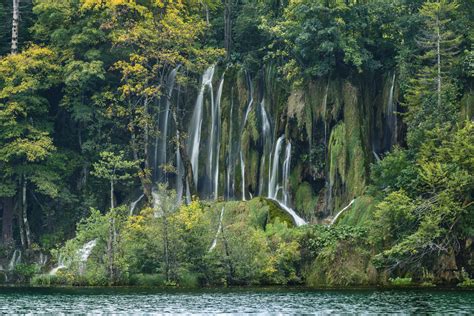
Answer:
209 207 225 252
49 239 97 275
259 99 272 196
209 76 224 200
239 75 254 201
157 67 179 181
387 73 396 146
226 95 234 199
77 239 97 275
129 194 145 216
8 250 21 271
271 199 306 227
38 253 48 266
49 254 66 275
282 142 292 205
330 199 356 226
152 189 163 217
269 136 285 199
188 65 215 188
240 151 246 201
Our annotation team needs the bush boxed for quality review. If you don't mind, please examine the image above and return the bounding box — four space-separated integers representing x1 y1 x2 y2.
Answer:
129 274 165 287
14 264 38 283
389 277 413 286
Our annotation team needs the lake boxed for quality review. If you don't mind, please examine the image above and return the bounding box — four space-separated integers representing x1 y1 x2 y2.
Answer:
0 287 472 314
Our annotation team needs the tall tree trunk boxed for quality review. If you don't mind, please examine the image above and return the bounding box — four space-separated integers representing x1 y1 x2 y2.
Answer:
436 12 442 109
1 197 14 245
110 180 114 210
22 176 32 248
11 0 20 54
108 180 115 284
131 131 152 202
171 107 197 197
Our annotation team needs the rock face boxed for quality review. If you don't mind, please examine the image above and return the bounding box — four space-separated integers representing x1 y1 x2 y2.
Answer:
156 64 399 223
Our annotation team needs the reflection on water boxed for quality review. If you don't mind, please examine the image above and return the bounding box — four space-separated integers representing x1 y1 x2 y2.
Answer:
0 287 472 314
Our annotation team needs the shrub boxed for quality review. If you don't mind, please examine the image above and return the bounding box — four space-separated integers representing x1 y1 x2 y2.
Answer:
389 277 413 286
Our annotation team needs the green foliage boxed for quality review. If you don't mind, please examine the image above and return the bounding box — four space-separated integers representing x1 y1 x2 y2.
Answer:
389 277 413 287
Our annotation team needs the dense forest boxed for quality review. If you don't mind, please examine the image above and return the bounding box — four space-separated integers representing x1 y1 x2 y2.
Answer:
0 0 473 288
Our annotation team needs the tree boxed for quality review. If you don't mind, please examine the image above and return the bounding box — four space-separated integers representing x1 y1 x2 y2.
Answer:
92 150 137 282
0 46 60 248
405 0 462 139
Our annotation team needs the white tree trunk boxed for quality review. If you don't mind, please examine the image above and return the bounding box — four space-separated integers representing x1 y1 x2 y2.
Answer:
22 176 32 248
11 0 20 54
436 9 442 108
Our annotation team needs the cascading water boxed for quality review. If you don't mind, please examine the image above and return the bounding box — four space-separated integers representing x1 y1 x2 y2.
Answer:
239 74 254 201
208 76 224 200
8 250 21 271
49 254 66 275
188 65 215 189
387 73 397 147
226 95 234 199
129 194 145 216
258 99 272 196
209 207 225 252
267 136 306 226
146 65 307 226
269 136 285 199
282 142 292 206
330 199 356 225
49 239 97 275
157 67 180 182
77 239 97 275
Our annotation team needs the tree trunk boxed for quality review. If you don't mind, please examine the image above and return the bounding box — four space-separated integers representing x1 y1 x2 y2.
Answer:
436 13 442 109
131 131 152 202
107 216 114 284
170 107 197 197
163 216 170 282
1 197 14 245
110 180 114 210
22 176 32 248
11 0 20 54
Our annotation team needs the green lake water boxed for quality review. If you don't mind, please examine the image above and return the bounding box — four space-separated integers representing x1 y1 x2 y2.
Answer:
0 287 472 314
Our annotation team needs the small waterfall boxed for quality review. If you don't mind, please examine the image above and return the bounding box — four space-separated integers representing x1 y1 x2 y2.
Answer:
49 254 66 275
330 199 356 226
208 76 224 200
209 207 225 252
157 67 180 181
282 142 292 205
188 65 215 189
239 75 254 201
129 194 145 216
259 99 272 196
8 250 21 271
271 199 306 227
269 136 285 199
226 95 234 199
240 151 246 201
387 73 397 146
49 239 97 275
152 189 163 217
38 253 48 266
77 239 97 275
